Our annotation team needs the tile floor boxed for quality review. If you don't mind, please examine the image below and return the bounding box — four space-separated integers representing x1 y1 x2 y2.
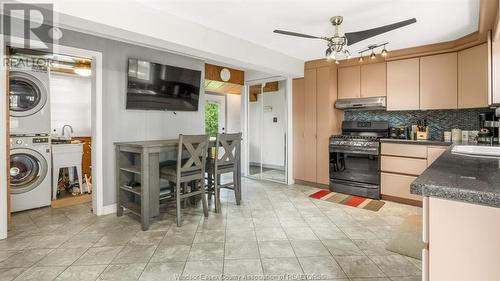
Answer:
1 177 422 281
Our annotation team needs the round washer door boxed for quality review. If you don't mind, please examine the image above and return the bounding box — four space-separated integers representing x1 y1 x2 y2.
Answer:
9 71 48 117
10 148 48 194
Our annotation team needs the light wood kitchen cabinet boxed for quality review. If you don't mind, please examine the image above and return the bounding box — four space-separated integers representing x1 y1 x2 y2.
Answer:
292 78 305 181
427 146 447 167
338 66 360 99
381 156 427 176
303 68 317 183
361 62 386 97
316 66 334 185
381 172 421 202
426 197 500 280
420 53 458 110
386 58 420 111
458 43 488 108
381 143 427 158
293 63 341 185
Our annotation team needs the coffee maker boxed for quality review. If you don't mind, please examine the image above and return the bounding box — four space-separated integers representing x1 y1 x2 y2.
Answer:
478 112 499 143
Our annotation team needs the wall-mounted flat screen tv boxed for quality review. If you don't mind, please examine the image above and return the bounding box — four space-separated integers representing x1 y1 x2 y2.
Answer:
126 58 202 111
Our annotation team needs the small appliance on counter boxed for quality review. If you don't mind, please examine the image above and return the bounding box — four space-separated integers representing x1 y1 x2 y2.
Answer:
389 126 409 139
478 112 500 144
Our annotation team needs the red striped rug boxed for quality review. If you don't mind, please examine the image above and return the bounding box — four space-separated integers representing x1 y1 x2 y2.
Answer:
308 190 385 211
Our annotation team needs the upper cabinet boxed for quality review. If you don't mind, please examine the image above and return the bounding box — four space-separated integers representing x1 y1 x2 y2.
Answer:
361 62 387 97
458 44 488 108
420 53 458 110
338 66 360 99
387 58 420 111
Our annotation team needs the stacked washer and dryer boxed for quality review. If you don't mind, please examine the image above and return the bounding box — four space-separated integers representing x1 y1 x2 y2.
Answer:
9 62 52 212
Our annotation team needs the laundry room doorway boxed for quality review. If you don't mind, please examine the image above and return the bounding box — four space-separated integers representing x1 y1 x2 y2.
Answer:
1 40 104 239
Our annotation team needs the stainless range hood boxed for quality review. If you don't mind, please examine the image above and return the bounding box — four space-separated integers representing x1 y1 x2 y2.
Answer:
335 96 386 110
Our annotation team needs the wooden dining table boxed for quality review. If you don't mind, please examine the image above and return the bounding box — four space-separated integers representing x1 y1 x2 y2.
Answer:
114 138 241 230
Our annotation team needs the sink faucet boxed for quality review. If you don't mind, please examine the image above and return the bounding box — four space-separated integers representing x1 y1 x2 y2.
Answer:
62 125 74 138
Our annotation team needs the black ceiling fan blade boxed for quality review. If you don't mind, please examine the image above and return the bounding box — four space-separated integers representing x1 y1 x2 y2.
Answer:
345 18 416 46
273 29 325 40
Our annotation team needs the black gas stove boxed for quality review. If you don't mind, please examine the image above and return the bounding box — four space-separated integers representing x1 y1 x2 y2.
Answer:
329 121 389 199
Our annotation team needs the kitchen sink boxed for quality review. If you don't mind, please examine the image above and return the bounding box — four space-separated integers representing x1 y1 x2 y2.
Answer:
451 145 500 158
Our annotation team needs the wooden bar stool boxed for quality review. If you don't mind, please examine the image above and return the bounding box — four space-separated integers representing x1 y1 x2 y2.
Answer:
160 134 209 227
206 132 242 213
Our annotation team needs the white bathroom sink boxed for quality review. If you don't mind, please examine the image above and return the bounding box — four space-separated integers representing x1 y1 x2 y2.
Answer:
451 145 500 158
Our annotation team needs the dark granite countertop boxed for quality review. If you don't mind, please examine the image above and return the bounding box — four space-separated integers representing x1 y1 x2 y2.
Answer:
380 138 451 146
411 144 500 208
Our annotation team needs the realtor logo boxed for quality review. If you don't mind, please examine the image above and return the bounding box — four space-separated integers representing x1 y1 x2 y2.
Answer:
2 3 61 52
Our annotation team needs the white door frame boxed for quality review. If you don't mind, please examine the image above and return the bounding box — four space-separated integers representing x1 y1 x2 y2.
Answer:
0 37 104 240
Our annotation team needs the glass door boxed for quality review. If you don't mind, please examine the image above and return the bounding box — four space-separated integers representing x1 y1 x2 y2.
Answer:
247 80 287 183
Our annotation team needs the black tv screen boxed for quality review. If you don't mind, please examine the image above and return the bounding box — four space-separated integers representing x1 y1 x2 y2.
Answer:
126 58 201 111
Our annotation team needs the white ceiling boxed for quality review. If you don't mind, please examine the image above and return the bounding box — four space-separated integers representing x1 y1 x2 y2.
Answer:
139 0 480 61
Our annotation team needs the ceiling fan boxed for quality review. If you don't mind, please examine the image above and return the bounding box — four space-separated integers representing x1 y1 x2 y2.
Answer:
274 16 416 62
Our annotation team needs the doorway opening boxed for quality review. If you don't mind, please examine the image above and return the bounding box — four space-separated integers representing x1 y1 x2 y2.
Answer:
247 80 287 183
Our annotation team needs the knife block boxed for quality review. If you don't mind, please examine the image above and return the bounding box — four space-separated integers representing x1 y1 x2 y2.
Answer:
416 127 429 140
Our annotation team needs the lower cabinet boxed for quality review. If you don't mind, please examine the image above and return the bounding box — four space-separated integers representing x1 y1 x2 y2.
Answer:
381 172 421 201
425 197 500 280
380 142 449 205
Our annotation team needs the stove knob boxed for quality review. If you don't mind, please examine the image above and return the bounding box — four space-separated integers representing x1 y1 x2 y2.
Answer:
16 139 22 145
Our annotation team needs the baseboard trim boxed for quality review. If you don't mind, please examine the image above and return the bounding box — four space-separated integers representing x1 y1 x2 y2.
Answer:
382 195 423 207
294 179 329 189
101 204 117 215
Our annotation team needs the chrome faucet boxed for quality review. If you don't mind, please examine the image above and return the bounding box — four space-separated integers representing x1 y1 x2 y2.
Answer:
62 124 74 138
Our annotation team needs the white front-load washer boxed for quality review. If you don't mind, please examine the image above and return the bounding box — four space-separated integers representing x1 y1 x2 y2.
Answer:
9 63 51 136
10 136 51 212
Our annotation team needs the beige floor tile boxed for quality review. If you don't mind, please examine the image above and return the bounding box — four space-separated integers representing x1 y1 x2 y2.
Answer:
138 262 185 281
224 241 259 260
370 255 421 277
182 260 223 276
298 256 346 279
0 249 52 268
261 257 303 275
37 247 87 266
74 247 122 265
188 243 224 261
112 245 157 264
254 227 287 241
323 239 364 256
0 267 27 281
223 259 263 276
290 240 331 257
193 231 225 243
14 266 66 281
283 227 318 241
225 230 256 242
55 265 107 281
334 256 386 278
258 240 295 258
150 243 191 262
98 263 146 281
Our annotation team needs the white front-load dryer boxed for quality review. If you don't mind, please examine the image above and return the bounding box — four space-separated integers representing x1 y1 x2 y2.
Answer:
9 63 51 136
10 136 51 212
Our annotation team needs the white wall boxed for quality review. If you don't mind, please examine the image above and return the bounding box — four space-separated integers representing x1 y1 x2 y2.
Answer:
50 73 92 137
226 94 241 134
249 82 286 168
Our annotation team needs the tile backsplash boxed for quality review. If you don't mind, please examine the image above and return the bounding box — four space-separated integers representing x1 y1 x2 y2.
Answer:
344 108 495 141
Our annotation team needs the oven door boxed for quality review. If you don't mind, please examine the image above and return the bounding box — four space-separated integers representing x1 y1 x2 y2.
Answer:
329 148 380 199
